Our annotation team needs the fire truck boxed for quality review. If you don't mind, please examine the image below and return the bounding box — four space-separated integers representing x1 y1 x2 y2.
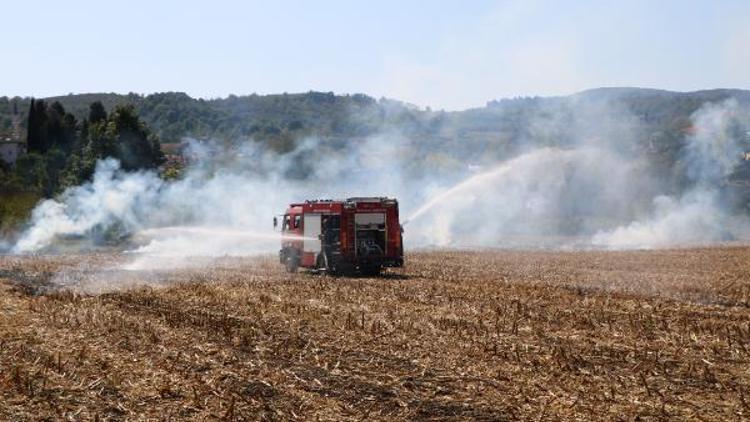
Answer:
276 197 404 275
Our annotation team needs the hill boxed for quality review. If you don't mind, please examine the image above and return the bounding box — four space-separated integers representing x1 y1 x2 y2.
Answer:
2 87 747 146
2 87 750 190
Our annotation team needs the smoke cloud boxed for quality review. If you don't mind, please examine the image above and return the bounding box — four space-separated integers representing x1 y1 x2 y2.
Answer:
593 99 750 248
5 96 750 271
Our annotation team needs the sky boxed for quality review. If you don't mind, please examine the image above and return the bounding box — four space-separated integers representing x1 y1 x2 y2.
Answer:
1 0 748 110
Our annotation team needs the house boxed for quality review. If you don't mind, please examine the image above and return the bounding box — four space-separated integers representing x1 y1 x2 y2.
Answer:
0 137 26 165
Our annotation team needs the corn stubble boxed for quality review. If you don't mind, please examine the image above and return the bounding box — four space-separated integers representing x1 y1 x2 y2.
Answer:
1 248 750 420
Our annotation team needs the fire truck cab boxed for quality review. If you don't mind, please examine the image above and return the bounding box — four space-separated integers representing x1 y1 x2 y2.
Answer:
277 197 403 275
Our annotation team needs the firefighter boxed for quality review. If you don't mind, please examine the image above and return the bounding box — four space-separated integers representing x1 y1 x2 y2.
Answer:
319 216 333 272
319 215 341 274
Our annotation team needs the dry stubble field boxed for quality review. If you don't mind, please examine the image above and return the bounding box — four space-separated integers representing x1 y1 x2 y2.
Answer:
1 247 750 420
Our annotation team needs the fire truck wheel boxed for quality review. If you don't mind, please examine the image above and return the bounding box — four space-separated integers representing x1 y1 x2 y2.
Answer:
285 256 299 273
360 264 381 277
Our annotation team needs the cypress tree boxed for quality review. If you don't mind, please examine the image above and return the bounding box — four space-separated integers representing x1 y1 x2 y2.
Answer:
26 99 39 152
61 112 77 152
47 101 65 150
33 100 49 153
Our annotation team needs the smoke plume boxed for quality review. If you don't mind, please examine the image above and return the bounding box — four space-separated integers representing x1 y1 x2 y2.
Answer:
592 99 750 248
5 95 750 269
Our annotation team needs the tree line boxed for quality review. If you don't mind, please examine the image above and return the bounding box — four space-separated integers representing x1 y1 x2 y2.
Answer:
0 100 165 197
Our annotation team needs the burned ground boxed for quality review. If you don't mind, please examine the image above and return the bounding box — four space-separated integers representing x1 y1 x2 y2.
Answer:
1 248 750 420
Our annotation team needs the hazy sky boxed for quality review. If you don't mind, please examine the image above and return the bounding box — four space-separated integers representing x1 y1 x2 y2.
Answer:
1 0 748 110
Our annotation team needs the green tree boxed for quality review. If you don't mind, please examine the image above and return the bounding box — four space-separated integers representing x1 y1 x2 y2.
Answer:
88 101 107 124
46 101 77 153
77 105 165 176
26 99 41 153
108 105 165 171
12 153 48 191
42 148 68 196
80 118 117 177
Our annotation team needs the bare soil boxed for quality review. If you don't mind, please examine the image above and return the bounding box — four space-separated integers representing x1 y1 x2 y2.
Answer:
1 248 750 420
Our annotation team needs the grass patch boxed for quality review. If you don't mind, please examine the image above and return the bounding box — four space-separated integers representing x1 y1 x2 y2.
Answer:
0 191 41 235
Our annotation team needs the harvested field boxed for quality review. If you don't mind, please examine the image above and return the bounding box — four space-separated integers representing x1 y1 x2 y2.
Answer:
1 247 750 420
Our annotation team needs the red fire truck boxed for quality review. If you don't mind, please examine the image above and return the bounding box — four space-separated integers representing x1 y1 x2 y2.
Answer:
276 197 404 275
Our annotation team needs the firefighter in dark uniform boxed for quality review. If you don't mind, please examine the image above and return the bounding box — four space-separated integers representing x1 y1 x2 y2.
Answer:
319 216 333 271
320 215 343 273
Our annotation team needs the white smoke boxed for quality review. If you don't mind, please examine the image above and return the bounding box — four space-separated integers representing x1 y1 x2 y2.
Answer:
11 135 414 269
684 100 744 183
6 96 750 271
593 99 750 248
405 146 646 247
591 190 731 249
12 159 164 253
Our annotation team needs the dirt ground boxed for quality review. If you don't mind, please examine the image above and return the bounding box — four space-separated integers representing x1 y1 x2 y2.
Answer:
1 248 750 420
